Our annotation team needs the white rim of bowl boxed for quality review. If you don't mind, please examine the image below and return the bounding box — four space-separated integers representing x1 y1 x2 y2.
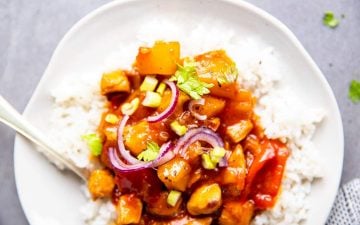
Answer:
14 1 344 225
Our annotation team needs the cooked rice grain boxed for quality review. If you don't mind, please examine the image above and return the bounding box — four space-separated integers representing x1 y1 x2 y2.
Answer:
50 21 324 225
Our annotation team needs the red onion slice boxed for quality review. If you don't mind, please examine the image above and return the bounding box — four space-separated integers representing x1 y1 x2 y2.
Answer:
172 127 224 157
117 114 141 165
147 80 179 123
189 98 207 121
116 114 174 167
152 148 175 167
109 141 174 172
109 147 145 172
218 150 231 167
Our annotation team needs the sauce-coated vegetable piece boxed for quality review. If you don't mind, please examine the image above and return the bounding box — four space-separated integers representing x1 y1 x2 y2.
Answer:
88 169 115 199
157 89 190 117
219 201 254 225
187 183 222 215
123 120 166 156
94 42 290 225
191 95 226 118
221 144 246 197
195 50 238 99
101 70 130 95
146 192 182 217
249 140 289 209
225 120 253 143
242 137 289 209
157 158 191 191
116 194 143 225
181 141 203 163
134 41 180 75
221 91 254 125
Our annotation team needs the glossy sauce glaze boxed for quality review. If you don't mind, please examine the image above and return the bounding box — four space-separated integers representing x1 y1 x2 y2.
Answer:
87 41 289 225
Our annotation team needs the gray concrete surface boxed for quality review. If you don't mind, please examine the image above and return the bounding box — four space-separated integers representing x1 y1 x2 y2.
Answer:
0 0 359 224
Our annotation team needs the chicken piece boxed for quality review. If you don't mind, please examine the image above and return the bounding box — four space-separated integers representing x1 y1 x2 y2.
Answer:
157 158 191 191
225 120 253 143
158 89 190 118
187 183 222 215
123 120 151 156
221 145 246 196
120 90 155 121
134 41 180 75
88 169 115 199
204 117 221 132
181 141 203 163
147 192 182 217
221 99 254 125
187 168 202 188
101 70 130 95
219 201 254 225
190 96 226 118
148 215 212 225
123 120 166 156
116 194 143 225
194 50 238 99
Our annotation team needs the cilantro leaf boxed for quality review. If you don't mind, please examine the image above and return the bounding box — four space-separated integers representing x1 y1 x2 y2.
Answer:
137 141 160 161
81 133 102 156
323 11 339 28
170 59 214 100
349 80 360 103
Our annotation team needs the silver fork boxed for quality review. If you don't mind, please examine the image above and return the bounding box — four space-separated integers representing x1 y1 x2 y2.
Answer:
0 95 88 181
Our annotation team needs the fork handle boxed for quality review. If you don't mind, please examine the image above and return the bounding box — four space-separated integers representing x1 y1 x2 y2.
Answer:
0 95 87 181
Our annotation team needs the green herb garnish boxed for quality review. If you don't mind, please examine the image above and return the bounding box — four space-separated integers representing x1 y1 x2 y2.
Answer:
323 11 339 28
137 141 160 161
349 80 360 103
81 133 103 156
170 59 214 100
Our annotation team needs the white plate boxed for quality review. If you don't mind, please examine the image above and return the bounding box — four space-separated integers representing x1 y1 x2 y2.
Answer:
14 0 344 224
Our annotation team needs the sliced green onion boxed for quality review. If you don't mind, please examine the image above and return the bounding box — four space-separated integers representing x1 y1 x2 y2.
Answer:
81 133 102 156
121 98 140 115
142 91 162 108
170 120 188 136
167 190 181 207
201 153 216 170
209 147 226 164
104 113 119 124
140 76 158 92
156 82 167 95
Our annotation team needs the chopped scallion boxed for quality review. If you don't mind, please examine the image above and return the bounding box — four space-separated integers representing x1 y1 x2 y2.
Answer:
142 91 162 108
167 190 181 207
170 120 188 136
140 76 158 92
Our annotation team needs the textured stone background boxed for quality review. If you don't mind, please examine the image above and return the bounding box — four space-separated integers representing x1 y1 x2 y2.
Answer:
0 0 359 224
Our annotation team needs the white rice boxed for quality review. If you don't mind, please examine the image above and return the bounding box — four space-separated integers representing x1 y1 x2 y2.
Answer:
50 73 107 170
49 20 324 225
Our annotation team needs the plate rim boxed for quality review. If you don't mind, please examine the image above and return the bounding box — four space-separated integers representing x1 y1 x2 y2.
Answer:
14 0 344 224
